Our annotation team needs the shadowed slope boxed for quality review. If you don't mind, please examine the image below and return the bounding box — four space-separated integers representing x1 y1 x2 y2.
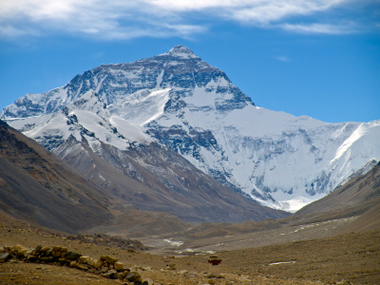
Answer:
0 120 113 233
54 136 290 223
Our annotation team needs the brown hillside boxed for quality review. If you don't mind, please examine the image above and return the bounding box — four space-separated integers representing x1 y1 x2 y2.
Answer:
0 121 113 233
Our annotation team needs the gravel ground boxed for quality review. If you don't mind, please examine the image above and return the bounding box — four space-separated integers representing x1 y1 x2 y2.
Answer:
1 213 379 284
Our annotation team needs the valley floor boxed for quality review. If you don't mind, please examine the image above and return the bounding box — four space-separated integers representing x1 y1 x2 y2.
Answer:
1 212 380 284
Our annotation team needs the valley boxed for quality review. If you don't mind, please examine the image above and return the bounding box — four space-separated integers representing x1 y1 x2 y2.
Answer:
1 211 379 284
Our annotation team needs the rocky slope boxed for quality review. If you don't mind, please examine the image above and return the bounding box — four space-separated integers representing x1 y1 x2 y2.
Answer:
0 116 289 225
0 120 113 233
2 45 380 211
52 128 288 223
295 161 380 233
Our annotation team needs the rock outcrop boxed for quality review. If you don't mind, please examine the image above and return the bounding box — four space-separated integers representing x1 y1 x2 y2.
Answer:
0 244 149 284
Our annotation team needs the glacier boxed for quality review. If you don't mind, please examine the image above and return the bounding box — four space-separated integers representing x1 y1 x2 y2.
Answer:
2 45 380 212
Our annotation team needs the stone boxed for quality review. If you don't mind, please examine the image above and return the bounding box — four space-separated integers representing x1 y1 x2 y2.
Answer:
34 245 42 254
125 272 142 282
44 249 52 256
52 246 61 252
69 261 78 268
118 270 130 279
0 252 11 263
13 244 27 253
87 258 95 267
93 259 103 269
100 266 109 273
13 246 28 257
108 269 118 278
79 255 91 264
105 255 118 265
76 264 89 270
40 256 54 262
65 251 81 260
114 261 124 271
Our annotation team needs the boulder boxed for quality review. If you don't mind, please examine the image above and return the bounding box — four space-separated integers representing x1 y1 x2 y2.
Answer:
65 251 81 260
79 255 91 264
102 269 118 279
34 245 42 254
52 246 61 252
125 272 142 282
105 255 118 265
93 259 103 269
13 244 28 254
76 264 89 270
114 261 124 271
87 258 95 267
0 252 11 263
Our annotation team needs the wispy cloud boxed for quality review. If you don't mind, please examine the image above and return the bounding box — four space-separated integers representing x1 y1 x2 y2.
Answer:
0 0 374 40
274 56 291 62
280 22 358 34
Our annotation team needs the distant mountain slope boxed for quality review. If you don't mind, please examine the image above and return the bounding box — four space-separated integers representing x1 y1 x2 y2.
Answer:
296 161 380 232
296 161 380 215
0 120 113 233
2 45 380 211
53 133 289 223
0 117 289 227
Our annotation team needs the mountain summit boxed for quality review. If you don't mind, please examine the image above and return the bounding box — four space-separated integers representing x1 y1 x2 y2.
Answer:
2 46 380 212
165 45 200 58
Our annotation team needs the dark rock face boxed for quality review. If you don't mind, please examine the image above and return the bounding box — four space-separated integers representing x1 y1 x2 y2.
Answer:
146 125 220 162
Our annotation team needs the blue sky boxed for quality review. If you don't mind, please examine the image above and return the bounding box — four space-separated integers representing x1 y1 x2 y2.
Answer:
1 0 379 123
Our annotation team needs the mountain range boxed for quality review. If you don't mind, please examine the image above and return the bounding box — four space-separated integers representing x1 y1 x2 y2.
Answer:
1 45 380 212
0 117 287 229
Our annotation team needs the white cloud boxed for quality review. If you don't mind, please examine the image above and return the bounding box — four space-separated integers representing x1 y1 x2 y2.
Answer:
0 0 370 40
280 22 358 34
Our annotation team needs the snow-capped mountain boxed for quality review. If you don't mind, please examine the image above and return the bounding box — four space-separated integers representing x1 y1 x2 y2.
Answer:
2 45 380 212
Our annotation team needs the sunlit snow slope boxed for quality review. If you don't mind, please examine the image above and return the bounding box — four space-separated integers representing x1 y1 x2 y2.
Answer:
2 45 380 212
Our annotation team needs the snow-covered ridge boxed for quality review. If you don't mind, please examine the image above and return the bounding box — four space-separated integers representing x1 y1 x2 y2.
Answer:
165 45 200 59
1 45 379 212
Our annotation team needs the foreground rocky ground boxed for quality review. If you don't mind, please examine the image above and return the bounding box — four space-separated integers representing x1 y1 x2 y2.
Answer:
0 212 379 284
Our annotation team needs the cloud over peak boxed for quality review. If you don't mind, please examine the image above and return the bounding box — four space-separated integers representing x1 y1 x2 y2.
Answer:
0 0 375 40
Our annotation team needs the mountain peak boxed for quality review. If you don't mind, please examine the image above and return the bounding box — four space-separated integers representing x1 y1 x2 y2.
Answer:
165 45 199 59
